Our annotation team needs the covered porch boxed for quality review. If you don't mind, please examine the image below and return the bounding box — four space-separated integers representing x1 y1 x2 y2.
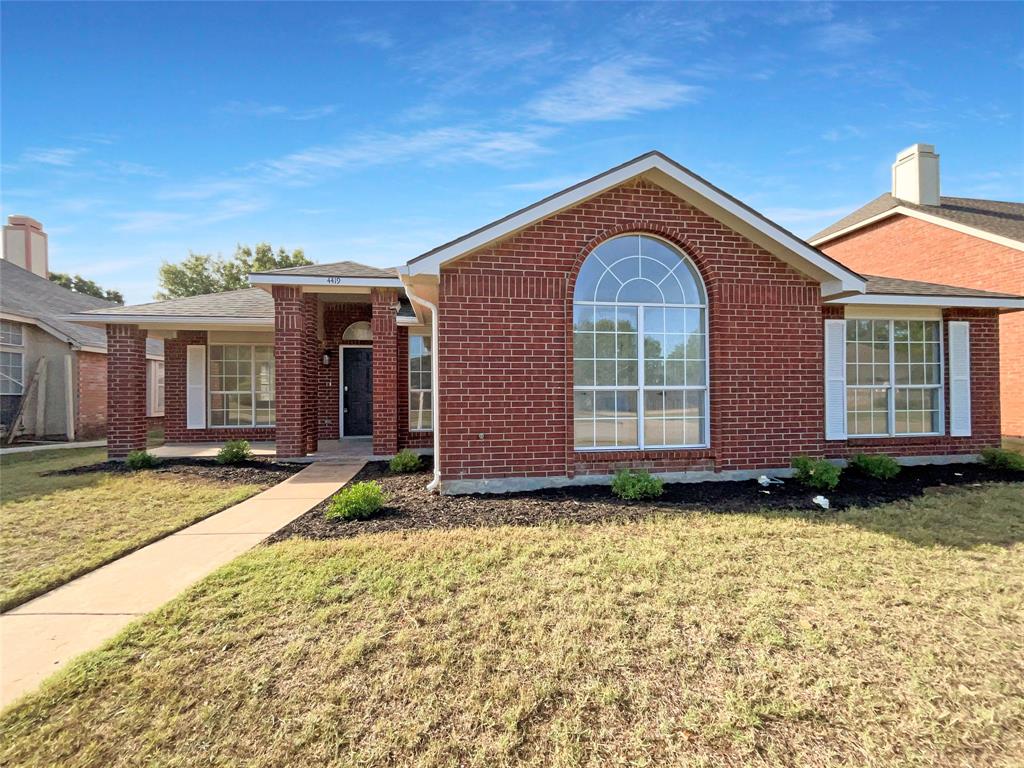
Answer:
67 262 437 463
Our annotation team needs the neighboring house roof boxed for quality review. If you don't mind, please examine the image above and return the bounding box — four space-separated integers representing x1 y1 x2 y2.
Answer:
810 193 1024 248
0 260 163 356
405 150 867 295
252 260 399 279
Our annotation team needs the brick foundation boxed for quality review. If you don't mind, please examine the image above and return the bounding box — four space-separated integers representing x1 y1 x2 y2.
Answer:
822 214 1023 437
105 324 148 458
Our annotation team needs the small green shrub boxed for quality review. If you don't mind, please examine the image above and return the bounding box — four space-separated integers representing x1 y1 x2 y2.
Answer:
791 455 841 490
125 450 158 470
389 449 422 473
611 469 664 500
216 439 253 465
980 446 1024 472
849 453 901 480
326 481 384 521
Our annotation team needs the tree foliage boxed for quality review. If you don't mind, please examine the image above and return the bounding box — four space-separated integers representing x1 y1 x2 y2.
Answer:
49 272 124 305
156 243 311 299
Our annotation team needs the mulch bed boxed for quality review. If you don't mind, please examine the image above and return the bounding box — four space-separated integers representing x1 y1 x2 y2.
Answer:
48 456 303 486
270 459 1024 542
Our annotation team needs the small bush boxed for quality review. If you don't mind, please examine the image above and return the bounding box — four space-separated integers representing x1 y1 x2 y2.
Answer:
326 481 384 521
389 449 422 473
216 439 253 465
980 446 1024 472
849 453 901 480
791 455 841 491
125 450 158 470
611 469 664 500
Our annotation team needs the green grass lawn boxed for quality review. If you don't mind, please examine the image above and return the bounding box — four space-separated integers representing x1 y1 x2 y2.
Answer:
3 483 1023 767
0 447 265 611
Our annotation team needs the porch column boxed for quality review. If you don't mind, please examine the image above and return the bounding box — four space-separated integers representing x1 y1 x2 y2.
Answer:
106 324 148 458
274 285 308 458
371 287 399 455
302 294 319 454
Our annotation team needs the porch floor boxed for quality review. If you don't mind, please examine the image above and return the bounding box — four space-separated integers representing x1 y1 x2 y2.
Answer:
151 438 379 463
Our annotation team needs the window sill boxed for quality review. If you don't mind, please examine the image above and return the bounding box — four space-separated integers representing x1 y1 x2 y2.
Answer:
575 444 709 452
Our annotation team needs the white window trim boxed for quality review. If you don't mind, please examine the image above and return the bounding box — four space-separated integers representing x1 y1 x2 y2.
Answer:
0 320 24 347
207 344 275 428
147 360 165 417
845 319 945 439
0 349 25 395
573 234 710 453
409 333 432 432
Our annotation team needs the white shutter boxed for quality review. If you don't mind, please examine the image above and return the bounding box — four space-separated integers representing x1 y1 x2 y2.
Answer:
186 345 206 430
824 319 847 441
948 321 971 437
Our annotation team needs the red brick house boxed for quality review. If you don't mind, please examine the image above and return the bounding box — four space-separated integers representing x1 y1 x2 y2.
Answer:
810 144 1024 438
67 152 1023 492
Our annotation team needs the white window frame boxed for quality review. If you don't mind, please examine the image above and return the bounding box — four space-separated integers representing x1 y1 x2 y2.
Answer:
0 320 24 347
408 333 432 432
573 234 710 452
207 344 275 428
845 319 945 438
147 360 165 417
0 350 24 396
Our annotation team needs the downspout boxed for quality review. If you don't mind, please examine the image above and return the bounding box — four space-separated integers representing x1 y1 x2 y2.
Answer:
401 272 441 493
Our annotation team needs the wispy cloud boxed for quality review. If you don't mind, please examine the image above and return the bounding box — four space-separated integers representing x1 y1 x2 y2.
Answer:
219 100 339 121
821 125 864 142
813 20 877 54
20 147 87 166
527 59 700 124
502 175 580 192
351 29 395 50
112 197 268 233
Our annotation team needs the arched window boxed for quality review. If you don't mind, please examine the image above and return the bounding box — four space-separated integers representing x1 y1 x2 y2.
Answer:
573 234 708 450
342 321 372 342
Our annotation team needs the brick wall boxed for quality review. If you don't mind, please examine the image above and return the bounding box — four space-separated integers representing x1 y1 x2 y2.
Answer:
164 329 275 443
822 214 1023 436
438 179 826 482
76 350 107 439
105 324 148 457
372 288 399 455
319 303 372 439
274 286 309 457
397 326 433 449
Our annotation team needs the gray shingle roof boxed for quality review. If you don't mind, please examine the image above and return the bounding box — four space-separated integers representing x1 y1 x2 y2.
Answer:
74 287 274 319
1 260 163 356
252 260 399 279
864 274 1023 299
812 193 1024 243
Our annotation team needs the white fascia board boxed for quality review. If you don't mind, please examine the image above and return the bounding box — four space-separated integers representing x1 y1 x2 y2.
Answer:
248 274 403 288
810 206 1024 252
406 153 866 292
830 294 1024 309
61 314 274 327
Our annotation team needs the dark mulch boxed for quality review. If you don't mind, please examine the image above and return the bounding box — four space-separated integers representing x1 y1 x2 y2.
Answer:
48 456 303 486
270 459 1024 542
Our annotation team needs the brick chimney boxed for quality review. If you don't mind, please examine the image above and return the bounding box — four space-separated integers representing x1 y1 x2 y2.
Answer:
2 215 49 278
891 144 940 206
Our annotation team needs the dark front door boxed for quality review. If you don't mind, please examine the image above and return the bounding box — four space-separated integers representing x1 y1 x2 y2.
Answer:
342 347 373 436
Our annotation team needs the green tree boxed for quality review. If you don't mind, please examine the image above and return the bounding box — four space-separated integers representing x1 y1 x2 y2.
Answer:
156 243 310 299
49 272 124 305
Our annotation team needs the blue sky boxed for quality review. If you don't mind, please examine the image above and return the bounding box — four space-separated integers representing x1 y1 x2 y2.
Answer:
2 1 1021 304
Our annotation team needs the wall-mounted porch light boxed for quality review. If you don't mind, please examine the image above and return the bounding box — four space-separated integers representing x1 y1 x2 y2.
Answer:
322 350 331 367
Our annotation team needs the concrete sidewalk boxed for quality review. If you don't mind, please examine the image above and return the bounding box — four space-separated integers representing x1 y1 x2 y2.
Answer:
0 461 363 710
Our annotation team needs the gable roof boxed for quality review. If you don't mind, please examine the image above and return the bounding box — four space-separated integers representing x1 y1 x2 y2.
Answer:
828 273 1024 309
251 260 398 279
864 274 1022 299
70 287 275 325
1 260 163 355
405 150 866 295
810 193 1024 248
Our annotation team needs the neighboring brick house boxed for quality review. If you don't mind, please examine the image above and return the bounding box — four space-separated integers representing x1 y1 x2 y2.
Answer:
811 144 1024 437
67 152 1023 492
1 227 164 442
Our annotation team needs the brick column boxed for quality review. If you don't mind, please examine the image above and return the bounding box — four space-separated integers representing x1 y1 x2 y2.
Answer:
274 285 307 458
106 324 148 458
302 294 319 454
372 288 399 455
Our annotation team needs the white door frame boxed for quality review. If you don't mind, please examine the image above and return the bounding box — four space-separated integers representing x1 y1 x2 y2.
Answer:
338 344 371 437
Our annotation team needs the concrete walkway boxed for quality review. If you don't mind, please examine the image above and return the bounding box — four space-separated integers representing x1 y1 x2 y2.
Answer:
0 461 363 710
0 439 106 456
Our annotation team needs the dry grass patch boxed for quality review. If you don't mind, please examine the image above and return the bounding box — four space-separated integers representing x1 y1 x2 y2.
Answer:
0 447 265 610
2 484 1023 767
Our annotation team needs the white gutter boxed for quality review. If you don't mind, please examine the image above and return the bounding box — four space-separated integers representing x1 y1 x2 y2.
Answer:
400 275 441 493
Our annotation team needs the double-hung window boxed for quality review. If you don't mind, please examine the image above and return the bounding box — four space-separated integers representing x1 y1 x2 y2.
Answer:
573 234 708 450
0 320 24 396
845 319 942 436
409 335 432 430
208 344 275 427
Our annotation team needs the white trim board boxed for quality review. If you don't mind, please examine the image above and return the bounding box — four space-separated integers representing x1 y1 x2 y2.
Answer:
248 274 402 288
830 294 1024 309
405 151 866 293
809 205 1024 252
